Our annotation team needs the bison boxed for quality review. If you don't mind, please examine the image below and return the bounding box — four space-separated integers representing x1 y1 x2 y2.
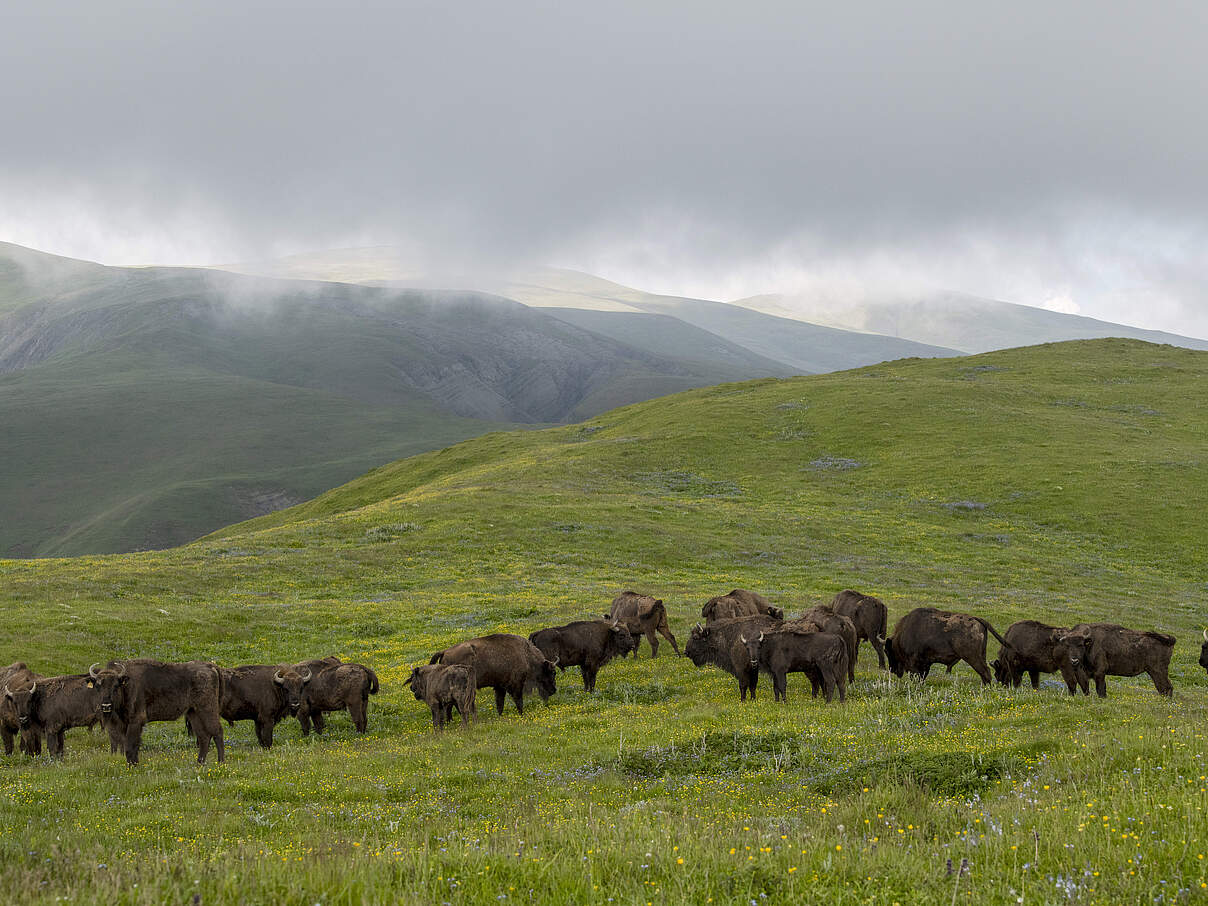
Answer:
1058 623 1176 697
296 661 379 735
790 606 858 682
883 608 1010 684
991 620 1086 694
219 664 314 747
830 589 889 669
406 663 477 730
4 673 100 758
743 628 849 703
529 619 635 692
1201 629 1208 674
1 663 41 756
606 591 679 657
685 615 782 700
90 659 225 765
701 589 784 623
430 634 556 715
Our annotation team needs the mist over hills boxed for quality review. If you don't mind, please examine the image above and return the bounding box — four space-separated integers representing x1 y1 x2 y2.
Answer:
5 242 951 557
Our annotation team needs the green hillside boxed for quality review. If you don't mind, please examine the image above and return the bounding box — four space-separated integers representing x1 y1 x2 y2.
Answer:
1 339 1206 905
1 244 815 556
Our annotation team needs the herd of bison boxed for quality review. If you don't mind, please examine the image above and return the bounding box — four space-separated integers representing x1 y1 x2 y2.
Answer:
2 588 1205 766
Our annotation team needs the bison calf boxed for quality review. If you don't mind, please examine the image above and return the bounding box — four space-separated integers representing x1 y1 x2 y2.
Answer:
607 592 679 658
529 619 634 692
1 663 42 756
406 664 477 730
789 606 858 682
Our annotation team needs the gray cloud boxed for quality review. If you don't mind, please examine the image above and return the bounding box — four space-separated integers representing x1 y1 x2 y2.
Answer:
2 1 1206 333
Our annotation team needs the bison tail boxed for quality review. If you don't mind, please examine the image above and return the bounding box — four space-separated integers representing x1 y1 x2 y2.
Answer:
429 652 444 665
1145 631 1177 646
976 618 1012 649
367 668 380 695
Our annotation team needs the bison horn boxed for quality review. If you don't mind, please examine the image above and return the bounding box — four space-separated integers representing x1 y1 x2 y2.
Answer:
28 681 35 695
273 670 285 684
1203 628 1207 642
876 634 886 644
550 656 560 667
695 622 704 632
112 661 127 677
739 634 747 644
758 631 764 642
2 684 9 700
89 662 102 678
301 669 312 683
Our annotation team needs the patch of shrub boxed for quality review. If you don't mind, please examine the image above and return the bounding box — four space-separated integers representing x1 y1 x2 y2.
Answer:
363 523 420 542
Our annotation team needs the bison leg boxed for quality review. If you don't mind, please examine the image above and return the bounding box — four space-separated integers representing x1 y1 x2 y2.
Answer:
1058 663 1079 695
430 702 443 731
254 718 274 749
311 711 327 734
297 709 312 736
646 629 659 659
349 696 368 733
494 687 507 715
1093 673 1108 698
630 635 642 659
969 658 992 685
0 728 11 756
581 665 597 693
658 624 680 657
835 673 847 704
104 716 125 753
1148 668 1173 697
820 672 835 703
123 719 146 766
49 730 65 758
509 687 525 715
773 671 787 702
1029 669 1040 690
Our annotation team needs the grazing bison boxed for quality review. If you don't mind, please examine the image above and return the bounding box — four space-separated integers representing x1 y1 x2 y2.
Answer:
1058 623 1176 697
431 634 556 715
701 589 784 623
607 592 679 658
406 663 477 730
5 673 100 758
685 615 782 700
743 628 849 703
91 659 225 765
830 589 890 669
529 619 635 692
883 608 1010 684
790 606 859 682
218 664 314 747
1201 630 1208 674
296 661 379 735
2 664 43 755
991 620 1086 694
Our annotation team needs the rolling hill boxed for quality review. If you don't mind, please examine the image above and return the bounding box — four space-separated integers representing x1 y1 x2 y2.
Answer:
0 339 1204 905
740 289 1208 354
0 244 816 556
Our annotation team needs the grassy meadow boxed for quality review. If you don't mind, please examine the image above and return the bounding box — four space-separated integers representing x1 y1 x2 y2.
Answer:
1 338 1206 905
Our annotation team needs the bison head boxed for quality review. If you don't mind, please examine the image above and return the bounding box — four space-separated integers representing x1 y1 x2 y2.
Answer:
608 620 636 657
881 636 904 677
534 658 558 703
684 624 711 667
404 666 430 702
273 667 312 715
89 662 128 715
4 681 38 729
1058 634 1091 671
1199 629 1207 672
738 632 763 670
767 606 785 621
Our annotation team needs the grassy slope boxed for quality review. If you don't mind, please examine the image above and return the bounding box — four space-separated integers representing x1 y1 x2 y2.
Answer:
1 339 1207 905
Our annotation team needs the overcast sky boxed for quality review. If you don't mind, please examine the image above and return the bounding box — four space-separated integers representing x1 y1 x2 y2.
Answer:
2 1 1207 334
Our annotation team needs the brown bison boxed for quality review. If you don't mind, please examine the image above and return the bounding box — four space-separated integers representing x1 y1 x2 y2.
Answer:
607 591 679 657
219 664 314 747
743 628 849 703
91 659 225 765
430 634 557 715
790 606 859 682
406 663 477 730
685 615 783 700
1201 629 1208 674
296 661 379 735
701 589 784 623
830 589 889 669
991 620 1086 694
883 608 1010 684
1058 623 1176 697
5 673 101 758
2 663 43 755
529 619 635 692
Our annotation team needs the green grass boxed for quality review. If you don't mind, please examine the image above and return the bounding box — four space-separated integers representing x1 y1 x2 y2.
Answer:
1 338 1207 904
